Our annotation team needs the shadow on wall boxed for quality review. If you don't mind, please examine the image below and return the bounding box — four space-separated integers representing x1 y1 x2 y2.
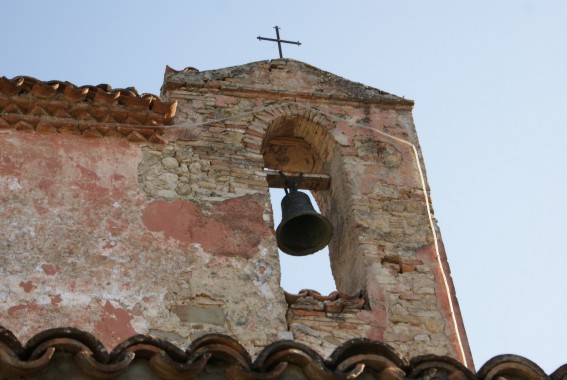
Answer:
269 188 336 295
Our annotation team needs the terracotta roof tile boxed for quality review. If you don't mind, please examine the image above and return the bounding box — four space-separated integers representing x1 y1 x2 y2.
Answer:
0 75 177 143
284 289 366 313
0 326 561 379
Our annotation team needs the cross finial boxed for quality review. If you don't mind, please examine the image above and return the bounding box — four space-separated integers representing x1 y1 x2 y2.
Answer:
257 26 301 59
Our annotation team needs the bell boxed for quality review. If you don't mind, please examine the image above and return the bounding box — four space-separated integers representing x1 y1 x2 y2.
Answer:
276 190 333 256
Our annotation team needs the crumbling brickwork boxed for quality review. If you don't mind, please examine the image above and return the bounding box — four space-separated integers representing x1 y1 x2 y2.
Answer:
0 60 473 370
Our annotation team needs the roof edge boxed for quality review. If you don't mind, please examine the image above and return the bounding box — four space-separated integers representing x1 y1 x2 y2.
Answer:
0 326 562 378
162 59 414 107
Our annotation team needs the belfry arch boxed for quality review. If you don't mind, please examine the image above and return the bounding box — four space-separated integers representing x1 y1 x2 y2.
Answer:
251 105 364 295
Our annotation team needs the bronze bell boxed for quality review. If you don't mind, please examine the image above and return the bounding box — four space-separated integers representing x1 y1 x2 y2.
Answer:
276 189 333 256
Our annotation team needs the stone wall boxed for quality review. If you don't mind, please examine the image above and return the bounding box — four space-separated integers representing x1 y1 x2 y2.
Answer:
0 59 473 369
162 60 472 367
0 130 288 356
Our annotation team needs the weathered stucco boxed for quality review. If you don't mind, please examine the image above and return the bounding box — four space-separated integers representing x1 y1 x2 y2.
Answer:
0 59 473 371
0 130 287 355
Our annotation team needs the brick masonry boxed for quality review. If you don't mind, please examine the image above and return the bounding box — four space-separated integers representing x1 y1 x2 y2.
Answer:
0 59 473 368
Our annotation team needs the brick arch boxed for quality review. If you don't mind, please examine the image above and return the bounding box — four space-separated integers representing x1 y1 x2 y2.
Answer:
248 104 337 174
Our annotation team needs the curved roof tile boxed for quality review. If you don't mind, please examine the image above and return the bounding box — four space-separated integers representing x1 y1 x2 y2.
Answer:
0 75 177 142
0 326 561 379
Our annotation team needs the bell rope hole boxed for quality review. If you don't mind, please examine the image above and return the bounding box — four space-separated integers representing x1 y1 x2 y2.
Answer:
269 188 336 295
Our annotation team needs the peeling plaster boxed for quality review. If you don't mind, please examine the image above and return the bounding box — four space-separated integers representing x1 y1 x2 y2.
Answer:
142 194 271 258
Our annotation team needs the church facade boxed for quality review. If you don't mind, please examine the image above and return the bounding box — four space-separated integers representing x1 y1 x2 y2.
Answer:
0 60 558 379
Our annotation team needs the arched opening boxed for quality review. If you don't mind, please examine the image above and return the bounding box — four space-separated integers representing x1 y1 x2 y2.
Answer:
260 113 339 295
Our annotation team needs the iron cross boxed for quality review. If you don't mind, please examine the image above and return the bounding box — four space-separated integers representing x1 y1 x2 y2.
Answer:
257 26 301 59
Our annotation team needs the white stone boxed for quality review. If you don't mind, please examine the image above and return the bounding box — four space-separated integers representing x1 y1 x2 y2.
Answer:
189 162 201 174
290 323 320 338
277 330 294 340
162 157 179 169
158 173 178 190
156 190 178 199
414 334 431 341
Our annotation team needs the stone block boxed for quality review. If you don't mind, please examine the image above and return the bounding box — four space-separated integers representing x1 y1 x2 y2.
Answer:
290 323 320 338
277 330 294 340
171 305 226 325
161 157 179 169
414 334 431 342
390 314 421 324
424 318 445 334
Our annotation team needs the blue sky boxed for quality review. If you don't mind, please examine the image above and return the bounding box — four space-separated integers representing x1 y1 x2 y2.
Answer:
2 0 566 373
